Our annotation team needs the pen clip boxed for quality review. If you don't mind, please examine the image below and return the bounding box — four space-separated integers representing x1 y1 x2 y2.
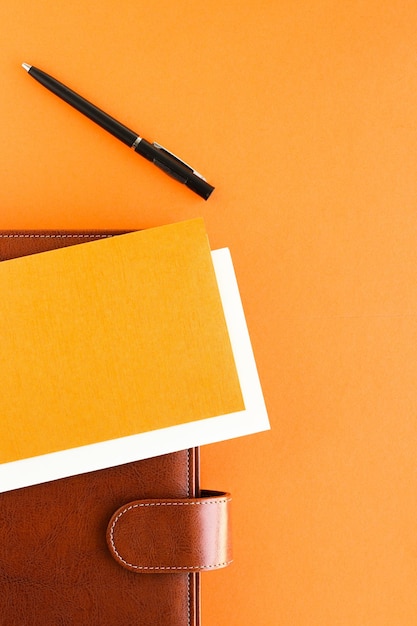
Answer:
153 143 206 181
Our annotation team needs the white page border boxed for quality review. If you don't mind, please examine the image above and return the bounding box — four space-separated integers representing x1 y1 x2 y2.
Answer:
0 249 269 492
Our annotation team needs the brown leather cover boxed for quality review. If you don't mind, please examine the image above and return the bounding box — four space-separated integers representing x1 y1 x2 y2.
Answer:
0 230 228 625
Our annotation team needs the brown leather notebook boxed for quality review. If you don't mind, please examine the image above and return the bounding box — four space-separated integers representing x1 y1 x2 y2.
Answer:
0 231 232 626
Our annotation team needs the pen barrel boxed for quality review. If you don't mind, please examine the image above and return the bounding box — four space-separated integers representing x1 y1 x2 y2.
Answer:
187 174 215 201
135 140 214 200
28 67 138 147
185 173 215 201
26 65 214 199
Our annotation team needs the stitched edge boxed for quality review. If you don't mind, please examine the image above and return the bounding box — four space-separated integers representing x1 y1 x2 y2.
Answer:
0 233 114 238
109 497 232 571
186 450 191 626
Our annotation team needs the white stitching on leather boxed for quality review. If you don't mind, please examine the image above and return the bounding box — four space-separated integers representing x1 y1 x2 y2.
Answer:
186 450 191 626
109 497 232 571
0 233 113 238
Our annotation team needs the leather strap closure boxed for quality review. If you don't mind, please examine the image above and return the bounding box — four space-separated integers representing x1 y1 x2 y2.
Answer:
106 490 232 574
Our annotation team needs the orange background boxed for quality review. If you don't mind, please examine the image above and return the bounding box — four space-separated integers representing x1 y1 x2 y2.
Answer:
1 2 417 624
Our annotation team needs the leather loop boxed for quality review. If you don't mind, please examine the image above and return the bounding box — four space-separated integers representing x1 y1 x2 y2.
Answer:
106 490 232 574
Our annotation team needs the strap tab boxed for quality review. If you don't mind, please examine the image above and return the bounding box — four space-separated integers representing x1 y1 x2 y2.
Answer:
106 490 232 574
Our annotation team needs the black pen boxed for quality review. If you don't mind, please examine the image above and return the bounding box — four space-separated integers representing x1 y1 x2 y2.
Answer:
22 63 214 200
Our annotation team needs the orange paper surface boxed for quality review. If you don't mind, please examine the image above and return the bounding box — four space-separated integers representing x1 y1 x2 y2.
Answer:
0 219 244 463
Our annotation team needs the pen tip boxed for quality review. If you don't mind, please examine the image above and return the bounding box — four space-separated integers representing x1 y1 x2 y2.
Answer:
22 63 31 72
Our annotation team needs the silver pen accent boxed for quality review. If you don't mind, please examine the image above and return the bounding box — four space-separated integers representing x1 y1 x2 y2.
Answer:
130 136 142 150
153 142 206 180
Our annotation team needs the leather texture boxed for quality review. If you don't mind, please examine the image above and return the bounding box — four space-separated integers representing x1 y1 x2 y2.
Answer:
0 230 231 626
107 490 232 573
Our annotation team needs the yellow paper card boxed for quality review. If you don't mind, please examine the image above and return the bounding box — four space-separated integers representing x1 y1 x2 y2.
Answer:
0 219 244 464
